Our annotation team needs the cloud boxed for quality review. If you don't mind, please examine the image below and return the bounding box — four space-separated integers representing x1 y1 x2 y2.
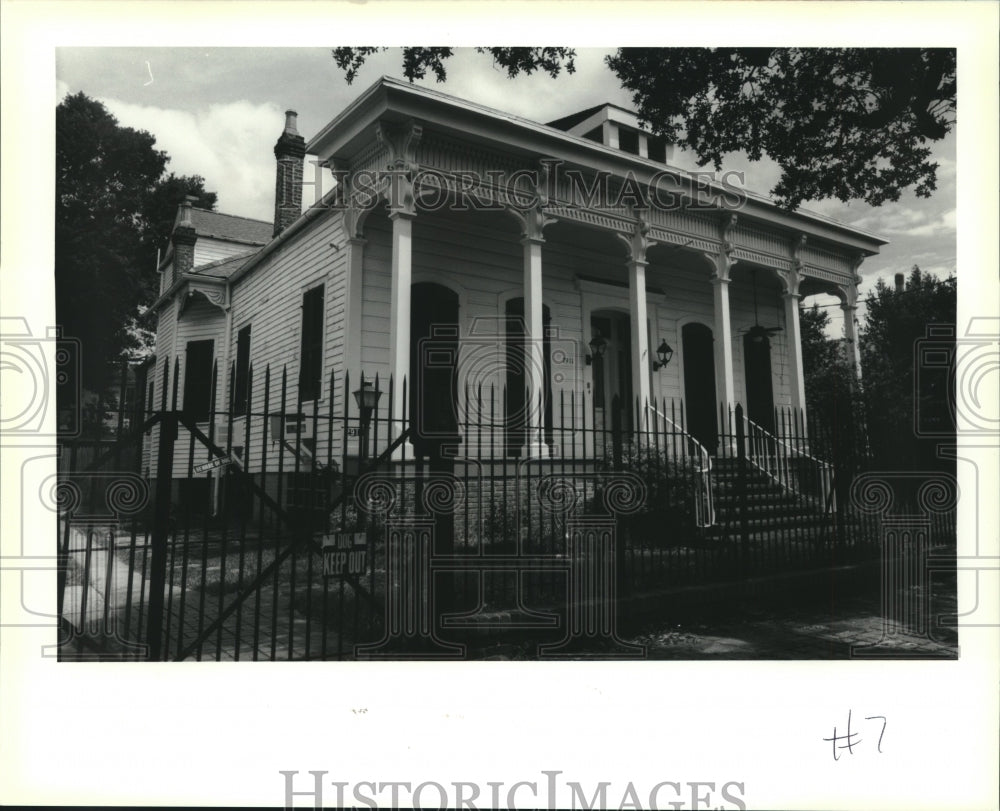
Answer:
98 96 285 222
898 208 956 238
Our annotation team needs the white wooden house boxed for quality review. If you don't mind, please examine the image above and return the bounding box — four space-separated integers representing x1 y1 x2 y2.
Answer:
144 76 886 494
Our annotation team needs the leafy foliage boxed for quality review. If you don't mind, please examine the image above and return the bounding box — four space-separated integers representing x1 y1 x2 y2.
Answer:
607 48 955 209
798 303 868 480
139 172 217 283
55 92 216 395
614 445 701 528
332 47 955 209
332 46 575 85
800 304 860 422
860 266 956 469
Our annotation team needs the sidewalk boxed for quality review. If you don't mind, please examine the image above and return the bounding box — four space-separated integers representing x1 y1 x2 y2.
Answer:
625 582 959 659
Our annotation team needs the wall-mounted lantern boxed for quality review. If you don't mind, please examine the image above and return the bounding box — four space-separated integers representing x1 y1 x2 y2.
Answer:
652 340 674 371
585 331 608 366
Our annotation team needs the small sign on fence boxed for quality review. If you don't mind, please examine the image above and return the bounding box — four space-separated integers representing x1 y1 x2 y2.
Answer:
193 454 233 474
322 532 368 578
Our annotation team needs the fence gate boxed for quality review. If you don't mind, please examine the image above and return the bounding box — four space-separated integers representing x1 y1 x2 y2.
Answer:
58 362 390 661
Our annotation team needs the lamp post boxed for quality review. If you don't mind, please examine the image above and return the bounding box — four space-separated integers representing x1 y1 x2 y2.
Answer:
353 380 382 463
352 380 382 535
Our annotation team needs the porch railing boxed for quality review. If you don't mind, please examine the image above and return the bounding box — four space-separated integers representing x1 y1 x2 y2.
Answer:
646 404 715 527
742 413 835 512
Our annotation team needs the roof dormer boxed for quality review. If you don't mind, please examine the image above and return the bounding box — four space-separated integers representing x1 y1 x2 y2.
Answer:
547 103 674 164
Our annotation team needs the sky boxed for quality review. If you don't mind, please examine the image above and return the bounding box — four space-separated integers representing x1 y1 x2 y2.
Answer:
56 47 958 334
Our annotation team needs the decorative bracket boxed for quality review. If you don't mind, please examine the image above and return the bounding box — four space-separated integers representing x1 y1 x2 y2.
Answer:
700 214 739 282
792 233 807 271
374 119 423 175
721 213 739 257
180 278 229 313
375 119 423 217
616 207 652 265
516 198 557 243
779 267 802 298
849 252 866 286
833 282 858 309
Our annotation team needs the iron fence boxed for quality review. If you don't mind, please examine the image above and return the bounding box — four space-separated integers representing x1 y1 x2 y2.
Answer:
55 360 957 660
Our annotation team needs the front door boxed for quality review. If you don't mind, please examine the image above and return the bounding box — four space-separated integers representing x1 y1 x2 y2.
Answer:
590 311 632 436
743 332 775 433
681 323 719 453
410 282 460 456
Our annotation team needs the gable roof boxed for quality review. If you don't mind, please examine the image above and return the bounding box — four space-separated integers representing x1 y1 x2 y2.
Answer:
191 250 261 279
187 209 273 245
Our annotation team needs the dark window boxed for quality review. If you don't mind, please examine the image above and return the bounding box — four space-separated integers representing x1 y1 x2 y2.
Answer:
299 285 324 402
618 127 639 155
647 136 667 163
183 340 215 422
233 324 251 416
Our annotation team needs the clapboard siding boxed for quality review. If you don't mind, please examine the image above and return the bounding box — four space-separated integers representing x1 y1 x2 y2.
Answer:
357 209 798 454
166 300 228 478
194 236 260 267
146 299 176 475
225 209 347 466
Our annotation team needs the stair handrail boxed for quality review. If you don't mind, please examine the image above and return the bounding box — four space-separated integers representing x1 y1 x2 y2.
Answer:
741 414 835 512
646 405 715 527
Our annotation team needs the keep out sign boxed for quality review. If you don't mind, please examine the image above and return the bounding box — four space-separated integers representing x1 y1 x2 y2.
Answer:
322 532 368 577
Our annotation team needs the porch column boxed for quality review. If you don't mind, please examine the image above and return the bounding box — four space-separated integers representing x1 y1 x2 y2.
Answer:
841 302 862 379
389 209 414 446
710 256 737 413
837 273 863 383
783 290 807 414
521 228 547 457
627 254 651 424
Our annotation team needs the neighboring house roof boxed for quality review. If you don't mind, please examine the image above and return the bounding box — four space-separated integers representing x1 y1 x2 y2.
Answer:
191 250 261 279
187 209 273 246
157 207 273 273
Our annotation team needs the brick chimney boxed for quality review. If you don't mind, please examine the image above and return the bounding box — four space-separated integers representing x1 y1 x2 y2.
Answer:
273 110 306 237
171 196 198 281
894 272 905 293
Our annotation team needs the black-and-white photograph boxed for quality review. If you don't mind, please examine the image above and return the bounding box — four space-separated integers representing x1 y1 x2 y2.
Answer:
50 45 962 662
1 3 997 808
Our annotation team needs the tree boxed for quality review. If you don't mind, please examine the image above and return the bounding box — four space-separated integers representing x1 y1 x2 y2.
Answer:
332 47 575 85
139 172 218 295
55 92 216 398
799 303 866 480
860 266 956 470
332 47 955 209
800 303 858 419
